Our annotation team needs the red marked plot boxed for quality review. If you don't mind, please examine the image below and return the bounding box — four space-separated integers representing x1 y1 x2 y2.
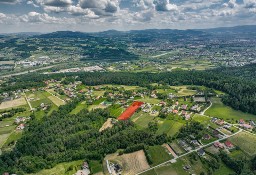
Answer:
118 101 144 120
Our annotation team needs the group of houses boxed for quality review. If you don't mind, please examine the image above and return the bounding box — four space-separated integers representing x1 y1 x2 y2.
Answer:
238 119 255 130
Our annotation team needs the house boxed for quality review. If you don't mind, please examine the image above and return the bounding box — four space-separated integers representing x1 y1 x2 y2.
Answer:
211 118 218 123
225 141 234 149
16 123 25 130
241 124 253 129
214 142 224 149
185 114 191 120
172 109 179 114
203 134 211 140
82 162 89 170
197 149 205 156
191 140 200 147
216 119 224 126
239 119 245 124
182 104 188 110
74 161 90 175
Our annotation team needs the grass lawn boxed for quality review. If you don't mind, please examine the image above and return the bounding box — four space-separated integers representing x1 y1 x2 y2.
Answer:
169 141 185 155
0 125 15 148
147 145 172 166
229 149 247 159
213 161 234 175
93 98 106 105
88 104 107 111
141 169 157 175
48 95 66 107
93 90 105 97
229 131 256 156
205 98 256 122
28 160 84 175
89 160 103 174
156 88 176 94
109 106 124 118
139 97 161 104
30 98 53 108
157 120 184 137
193 114 219 129
170 86 197 96
70 101 87 114
2 130 22 148
132 112 155 128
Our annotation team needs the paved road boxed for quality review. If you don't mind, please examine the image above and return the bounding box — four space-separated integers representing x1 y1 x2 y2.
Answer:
152 51 173 58
200 101 212 115
0 65 55 79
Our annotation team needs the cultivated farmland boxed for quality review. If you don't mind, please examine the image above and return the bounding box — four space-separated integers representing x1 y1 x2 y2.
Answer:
229 131 256 156
0 98 27 110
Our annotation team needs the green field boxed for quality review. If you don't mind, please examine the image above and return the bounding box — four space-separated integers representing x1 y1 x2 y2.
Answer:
89 160 103 174
139 97 161 104
192 114 219 129
131 112 155 128
93 90 105 97
2 131 22 148
48 95 66 107
157 120 184 137
205 98 256 122
27 160 84 175
147 145 172 166
109 105 124 118
229 132 256 156
170 86 197 96
70 101 87 114
141 169 157 175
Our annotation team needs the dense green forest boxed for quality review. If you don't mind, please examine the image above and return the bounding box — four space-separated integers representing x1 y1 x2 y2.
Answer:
0 100 167 174
2 64 256 115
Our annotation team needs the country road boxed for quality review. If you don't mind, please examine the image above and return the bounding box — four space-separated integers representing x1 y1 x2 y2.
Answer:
200 101 212 115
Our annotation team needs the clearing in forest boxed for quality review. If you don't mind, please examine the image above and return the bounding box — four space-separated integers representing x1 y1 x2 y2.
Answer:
99 118 115 132
105 150 150 175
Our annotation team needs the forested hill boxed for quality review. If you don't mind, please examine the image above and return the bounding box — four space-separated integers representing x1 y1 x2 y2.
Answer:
2 64 256 115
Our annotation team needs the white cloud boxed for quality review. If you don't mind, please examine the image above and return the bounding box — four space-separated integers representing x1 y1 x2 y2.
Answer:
244 0 256 8
79 0 119 15
20 11 63 23
154 0 178 11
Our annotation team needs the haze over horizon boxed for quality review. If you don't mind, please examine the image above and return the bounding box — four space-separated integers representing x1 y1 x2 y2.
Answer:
0 0 256 33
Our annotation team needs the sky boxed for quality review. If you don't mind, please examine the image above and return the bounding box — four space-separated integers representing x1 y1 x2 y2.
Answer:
0 0 255 33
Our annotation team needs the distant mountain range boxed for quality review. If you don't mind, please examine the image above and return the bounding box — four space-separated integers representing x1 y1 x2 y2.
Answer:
1 25 256 37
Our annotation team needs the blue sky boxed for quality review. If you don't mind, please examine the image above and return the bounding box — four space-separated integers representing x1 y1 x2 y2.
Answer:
0 0 255 33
